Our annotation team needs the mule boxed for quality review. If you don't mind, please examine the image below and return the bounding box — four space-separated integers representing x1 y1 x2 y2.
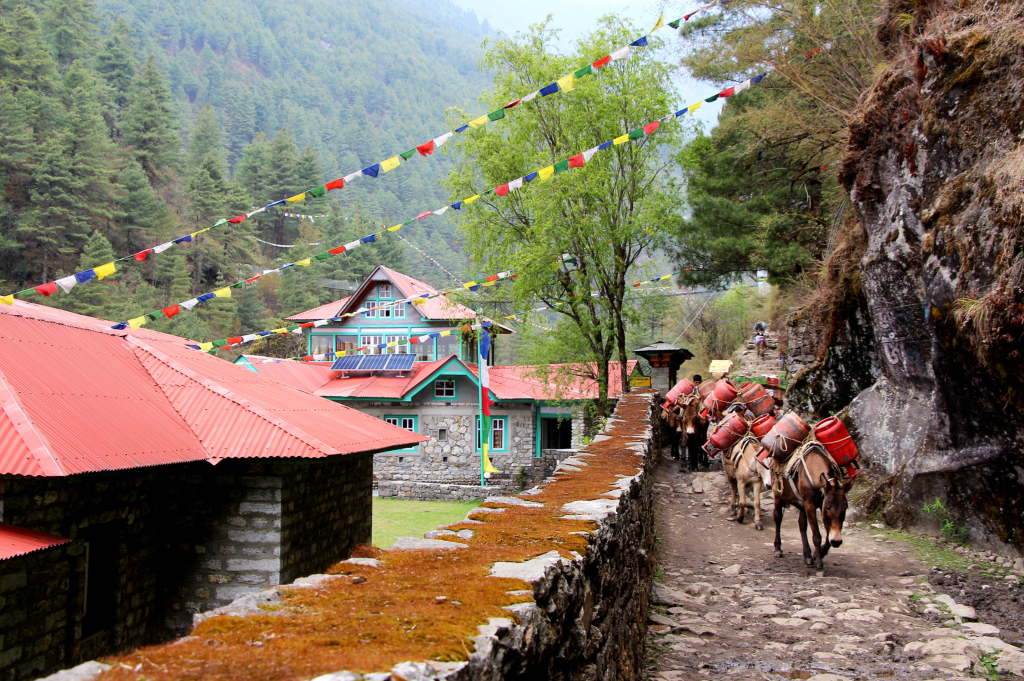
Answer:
660 408 682 460
677 395 708 471
772 446 853 573
723 436 770 530
755 334 768 359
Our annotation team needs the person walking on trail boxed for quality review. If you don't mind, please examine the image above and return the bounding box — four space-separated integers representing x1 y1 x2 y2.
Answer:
778 332 789 372
753 320 767 335
754 333 767 359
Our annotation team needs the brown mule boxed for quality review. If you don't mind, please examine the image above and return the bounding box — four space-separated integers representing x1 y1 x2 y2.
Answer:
676 395 707 471
724 436 769 530
772 446 852 573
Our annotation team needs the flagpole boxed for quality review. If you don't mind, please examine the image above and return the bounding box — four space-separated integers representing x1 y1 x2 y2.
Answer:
477 322 485 487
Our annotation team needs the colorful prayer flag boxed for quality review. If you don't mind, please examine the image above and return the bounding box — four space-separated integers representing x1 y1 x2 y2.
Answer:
0 295 12 305
287 193 306 203
568 153 585 168
153 242 173 254
296 259 311 267
487 109 505 121
495 183 509 197
539 82 559 96
128 317 146 330
163 305 180 318
593 55 611 69
362 164 381 178
610 46 630 60
557 74 575 92
325 178 345 191
538 166 555 181
469 115 488 128
228 214 246 223
613 133 629 145
689 101 703 114
651 12 665 31
464 194 481 205
94 263 116 280
380 156 400 173
417 140 435 156
630 36 649 47
643 120 660 135
34 282 57 297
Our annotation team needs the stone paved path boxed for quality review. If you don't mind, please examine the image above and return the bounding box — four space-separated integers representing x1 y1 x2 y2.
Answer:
643 454 1024 680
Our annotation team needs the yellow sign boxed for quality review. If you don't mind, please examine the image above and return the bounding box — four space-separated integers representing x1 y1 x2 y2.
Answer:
629 376 652 388
708 359 734 376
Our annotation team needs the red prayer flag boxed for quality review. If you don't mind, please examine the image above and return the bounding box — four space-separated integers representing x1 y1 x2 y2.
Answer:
719 87 735 98
416 211 432 219
34 281 57 297
503 98 522 109
328 246 346 255
684 10 699 19
568 153 585 168
593 55 612 68
643 121 660 135
133 249 153 262
485 275 499 282
227 336 243 345
246 275 262 283
410 337 419 345
300 322 315 328
325 177 345 191
228 214 246 224
806 47 822 57
495 183 510 197
416 140 435 156
303 355 314 361
163 305 180 318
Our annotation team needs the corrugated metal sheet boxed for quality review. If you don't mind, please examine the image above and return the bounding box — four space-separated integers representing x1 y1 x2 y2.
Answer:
0 301 425 476
241 356 337 393
284 297 350 322
0 523 69 561
315 357 452 399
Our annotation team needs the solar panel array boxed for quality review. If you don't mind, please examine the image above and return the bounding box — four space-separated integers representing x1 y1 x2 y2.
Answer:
330 352 418 372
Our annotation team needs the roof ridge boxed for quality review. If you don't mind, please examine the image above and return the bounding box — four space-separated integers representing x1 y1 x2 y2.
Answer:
126 337 339 460
0 362 66 476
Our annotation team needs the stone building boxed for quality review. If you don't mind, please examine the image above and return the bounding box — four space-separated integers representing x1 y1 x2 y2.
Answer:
0 301 422 680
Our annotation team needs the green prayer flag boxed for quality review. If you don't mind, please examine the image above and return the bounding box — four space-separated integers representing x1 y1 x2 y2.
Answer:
403 218 416 225
230 281 245 288
668 19 680 28
313 253 330 260
574 64 593 78
286 324 300 331
307 185 326 197
212 339 228 348
705 94 719 103
400 149 416 160
213 219 228 226
487 109 505 121
628 128 645 140
145 311 161 321
553 159 570 173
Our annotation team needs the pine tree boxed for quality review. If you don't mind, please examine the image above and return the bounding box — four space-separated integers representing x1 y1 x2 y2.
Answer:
223 83 255 168
66 229 115 317
155 247 191 306
116 160 170 254
186 104 223 175
94 18 135 113
0 6 58 136
42 0 97 68
237 282 271 332
124 54 180 185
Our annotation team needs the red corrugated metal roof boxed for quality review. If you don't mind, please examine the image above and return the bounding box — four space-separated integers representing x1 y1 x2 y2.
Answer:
0 523 70 560
0 301 425 476
314 356 452 399
284 297 351 322
240 356 338 393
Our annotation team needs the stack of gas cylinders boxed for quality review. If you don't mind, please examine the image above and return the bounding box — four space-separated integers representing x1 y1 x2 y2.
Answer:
697 377 861 479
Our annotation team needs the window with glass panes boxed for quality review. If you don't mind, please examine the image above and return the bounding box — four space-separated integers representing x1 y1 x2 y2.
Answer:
385 335 409 354
379 284 392 298
384 415 418 452
474 415 508 452
361 335 384 354
434 379 455 399
310 335 333 355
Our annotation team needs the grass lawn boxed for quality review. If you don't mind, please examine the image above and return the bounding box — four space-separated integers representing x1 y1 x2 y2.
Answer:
372 497 481 549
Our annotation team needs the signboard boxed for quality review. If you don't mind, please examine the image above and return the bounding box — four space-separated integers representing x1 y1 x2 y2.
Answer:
629 376 652 388
708 359 734 376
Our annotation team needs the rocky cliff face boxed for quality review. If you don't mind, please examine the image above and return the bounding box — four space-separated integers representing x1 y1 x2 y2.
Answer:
806 0 1024 551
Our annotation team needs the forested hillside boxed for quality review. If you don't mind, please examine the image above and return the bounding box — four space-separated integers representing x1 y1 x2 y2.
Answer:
0 0 490 344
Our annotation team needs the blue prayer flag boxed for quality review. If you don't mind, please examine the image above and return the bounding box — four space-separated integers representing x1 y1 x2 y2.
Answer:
75 270 97 284
451 201 463 210
197 292 215 302
630 36 649 47
361 234 377 243
455 125 469 133
362 164 380 178
524 172 539 182
173 235 192 244
539 82 559 96
598 140 614 150
752 73 766 83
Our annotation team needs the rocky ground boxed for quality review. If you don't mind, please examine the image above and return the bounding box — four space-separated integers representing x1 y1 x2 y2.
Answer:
643 452 1024 680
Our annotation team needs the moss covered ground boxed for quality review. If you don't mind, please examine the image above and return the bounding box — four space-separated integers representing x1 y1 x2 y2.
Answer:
372 498 481 549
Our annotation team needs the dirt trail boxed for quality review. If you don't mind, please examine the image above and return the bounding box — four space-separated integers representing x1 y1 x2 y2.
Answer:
643 451 1024 681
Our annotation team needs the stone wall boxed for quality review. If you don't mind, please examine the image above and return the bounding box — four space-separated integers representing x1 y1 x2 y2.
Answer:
0 453 373 679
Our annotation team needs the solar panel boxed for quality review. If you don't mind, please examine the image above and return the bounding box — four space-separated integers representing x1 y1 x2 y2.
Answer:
359 354 390 371
384 353 416 371
330 355 364 371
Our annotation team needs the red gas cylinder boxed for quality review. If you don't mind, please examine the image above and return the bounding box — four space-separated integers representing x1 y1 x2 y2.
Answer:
761 413 810 460
665 378 695 405
748 392 776 418
815 417 859 465
709 414 748 451
704 379 739 413
703 441 720 458
751 414 777 439
697 381 716 399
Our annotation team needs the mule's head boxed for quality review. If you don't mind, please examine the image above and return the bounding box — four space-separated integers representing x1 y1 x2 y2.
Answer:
820 474 853 548
679 398 702 436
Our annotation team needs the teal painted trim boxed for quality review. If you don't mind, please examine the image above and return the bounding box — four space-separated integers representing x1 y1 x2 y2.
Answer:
540 412 573 419
431 377 458 402
383 414 419 452
403 358 478 402
534 403 541 458
475 415 508 453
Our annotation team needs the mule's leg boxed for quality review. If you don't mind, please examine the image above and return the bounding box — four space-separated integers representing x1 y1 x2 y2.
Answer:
752 476 763 531
689 439 700 472
736 477 746 524
798 508 813 565
727 475 739 519
773 498 785 556
805 502 825 572
670 430 679 459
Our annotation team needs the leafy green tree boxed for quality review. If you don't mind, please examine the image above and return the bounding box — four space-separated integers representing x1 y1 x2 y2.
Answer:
124 54 180 185
186 104 224 175
94 18 135 113
447 18 686 413
42 0 97 68
115 160 170 253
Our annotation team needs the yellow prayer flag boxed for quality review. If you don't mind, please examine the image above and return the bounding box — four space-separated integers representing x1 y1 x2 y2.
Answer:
688 101 703 114
94 262 116 280
193 228 210 237
413 298 426 306
380 156 400 173
482 447 500 474
387 224 402 231
128 316 146 330
286 193 306 203
468 115 488 128
538 166 555 181
482 280 496 287
651 12 665 32
272 328 287 334
439 330 451 337
463 281 477 289
295 258 311 267
0 295 13 305
464 194 480 205
557 73 575 92
387 341 397 348
214 287 231 298
613 134 629 145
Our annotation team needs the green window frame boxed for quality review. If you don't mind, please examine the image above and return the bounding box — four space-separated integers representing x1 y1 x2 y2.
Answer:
433 378 457 401
475 415 508 453
384 415 419 452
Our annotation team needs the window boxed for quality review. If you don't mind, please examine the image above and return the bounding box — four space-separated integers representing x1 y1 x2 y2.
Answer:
437 334 459 359
415 336 435 362
438 428 448 442
475 415 508 452
363 301 377 318
378 303 393 319
379 284 392 299
393 302 406 319
361 335 384 354
310 335 333 355
434 379 456 400
386 335 409 354
384 415 418 452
